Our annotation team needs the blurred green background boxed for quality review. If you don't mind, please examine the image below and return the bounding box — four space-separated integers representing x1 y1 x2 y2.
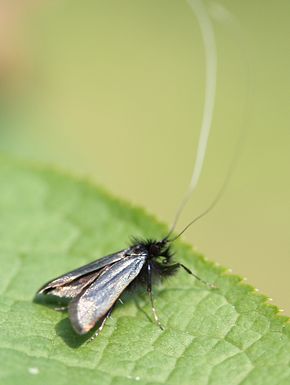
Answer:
0 1 289 312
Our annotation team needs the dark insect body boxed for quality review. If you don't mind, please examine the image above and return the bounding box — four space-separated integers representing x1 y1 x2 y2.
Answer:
37 237 209 335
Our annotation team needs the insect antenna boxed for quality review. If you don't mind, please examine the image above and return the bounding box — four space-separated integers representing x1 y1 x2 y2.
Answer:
163 0 217 242
165 142 239 242
163 0 246 243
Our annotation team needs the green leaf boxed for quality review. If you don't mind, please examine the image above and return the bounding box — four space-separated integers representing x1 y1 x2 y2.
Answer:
0 156 289 385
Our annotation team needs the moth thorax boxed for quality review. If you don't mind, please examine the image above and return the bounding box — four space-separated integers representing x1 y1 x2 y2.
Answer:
148 241 166 257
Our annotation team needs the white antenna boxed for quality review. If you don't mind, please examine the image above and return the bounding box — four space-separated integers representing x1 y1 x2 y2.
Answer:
167 0 217 237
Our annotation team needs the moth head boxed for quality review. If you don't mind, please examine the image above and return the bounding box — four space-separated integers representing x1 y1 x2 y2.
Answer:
148 239 168 257
130 238 169 258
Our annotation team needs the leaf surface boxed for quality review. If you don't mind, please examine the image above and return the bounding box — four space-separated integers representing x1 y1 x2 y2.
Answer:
0 157 289 385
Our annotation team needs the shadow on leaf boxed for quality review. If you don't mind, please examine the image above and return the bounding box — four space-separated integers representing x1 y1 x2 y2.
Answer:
34 294 93 347
55 318 92 348
33 293 69 309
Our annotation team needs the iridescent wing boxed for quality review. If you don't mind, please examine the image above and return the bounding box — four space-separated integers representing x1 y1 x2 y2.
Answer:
68 253 147 334
37 250 127 298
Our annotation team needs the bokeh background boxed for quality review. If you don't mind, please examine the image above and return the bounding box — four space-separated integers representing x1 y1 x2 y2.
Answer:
0 1 289 312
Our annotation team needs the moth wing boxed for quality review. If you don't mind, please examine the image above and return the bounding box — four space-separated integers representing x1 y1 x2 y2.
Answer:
37 250 127 296
68 254 147 334
41 270 102 298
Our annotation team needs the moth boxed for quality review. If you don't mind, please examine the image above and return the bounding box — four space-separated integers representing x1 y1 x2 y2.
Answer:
36 139 232 337
37 211 213 336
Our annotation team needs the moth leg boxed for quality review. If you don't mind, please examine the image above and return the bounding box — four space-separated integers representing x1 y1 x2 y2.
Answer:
54 306 67 312
88 306 114 343
174 263 215 288
147 263 164 330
